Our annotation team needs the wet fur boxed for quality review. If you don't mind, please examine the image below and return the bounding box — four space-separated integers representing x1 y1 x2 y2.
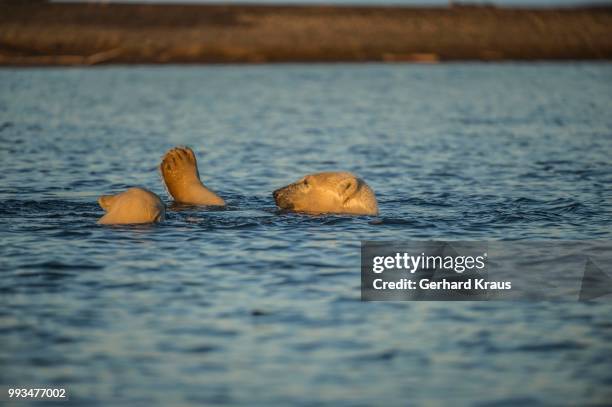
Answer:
273 172 378 215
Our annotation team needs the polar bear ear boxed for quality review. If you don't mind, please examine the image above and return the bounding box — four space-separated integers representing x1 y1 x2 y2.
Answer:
339 178 359 202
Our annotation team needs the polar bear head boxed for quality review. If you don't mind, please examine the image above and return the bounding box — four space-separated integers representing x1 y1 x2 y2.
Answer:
98 187 165 225
273 172 378 215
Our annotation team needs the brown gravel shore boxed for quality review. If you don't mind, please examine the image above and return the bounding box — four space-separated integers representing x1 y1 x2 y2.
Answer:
1 1 612 65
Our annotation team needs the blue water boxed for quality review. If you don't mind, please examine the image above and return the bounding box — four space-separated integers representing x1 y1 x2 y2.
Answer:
1 64 611 405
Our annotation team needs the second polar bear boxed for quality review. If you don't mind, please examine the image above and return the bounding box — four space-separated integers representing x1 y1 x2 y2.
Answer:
98 187 165 225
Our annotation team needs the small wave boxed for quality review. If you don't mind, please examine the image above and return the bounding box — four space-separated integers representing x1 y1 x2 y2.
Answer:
319 217 356 225
491 197 591 223
512 197 541 205
548 200 586 214
185 345 219 354
19 261 103 271
475 396 545 407
358 349 399 361
371 217 434 227
512 341 587 352
16 271 74 280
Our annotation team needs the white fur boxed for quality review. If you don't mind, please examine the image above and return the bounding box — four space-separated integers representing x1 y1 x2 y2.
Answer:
97 187 165 225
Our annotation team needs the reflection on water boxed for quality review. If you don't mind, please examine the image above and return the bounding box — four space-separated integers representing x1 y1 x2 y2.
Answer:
1 64 611 405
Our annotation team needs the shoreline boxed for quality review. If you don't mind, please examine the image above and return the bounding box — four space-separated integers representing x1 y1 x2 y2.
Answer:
1 3 611 66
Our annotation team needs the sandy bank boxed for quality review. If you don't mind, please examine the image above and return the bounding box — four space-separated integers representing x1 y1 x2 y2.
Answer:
1 2 611 65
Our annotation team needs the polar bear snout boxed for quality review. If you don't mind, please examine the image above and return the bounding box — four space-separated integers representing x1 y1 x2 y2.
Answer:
273 186 295 210
273 188 281 200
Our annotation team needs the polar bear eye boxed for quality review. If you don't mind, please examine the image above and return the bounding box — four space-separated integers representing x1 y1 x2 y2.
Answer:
303 179 309 186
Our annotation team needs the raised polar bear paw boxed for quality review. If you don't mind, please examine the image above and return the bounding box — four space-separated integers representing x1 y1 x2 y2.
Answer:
159 146 225 206
98 187 165 225
273 171 378 216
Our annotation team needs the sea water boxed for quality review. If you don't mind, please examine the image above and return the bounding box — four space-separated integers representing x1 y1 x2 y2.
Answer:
1 63 611 405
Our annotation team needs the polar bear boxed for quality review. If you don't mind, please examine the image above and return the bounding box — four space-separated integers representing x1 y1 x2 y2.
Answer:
273 172 378 215
159 146 225 206
97 187 165 225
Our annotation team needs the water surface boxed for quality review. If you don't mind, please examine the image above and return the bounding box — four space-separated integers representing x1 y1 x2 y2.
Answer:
1 63 611 405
